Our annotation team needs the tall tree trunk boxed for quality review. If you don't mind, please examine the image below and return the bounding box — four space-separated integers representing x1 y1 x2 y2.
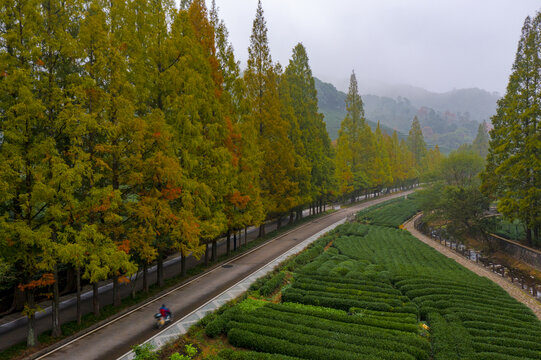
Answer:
277 216 282 229
51 265 61 337
130 270 139 299
244 227 248 246
76 267 81 325
226 230 231 256
526 228 532 246
25 288 37 347
93 282 100 316
289 212 295 224
112 275 121 307
204 243 209 266
143 263 148 293
62 267 75 295
157 255 164 288
181 253 186 277
233 231 237 251
7 287 25 315
211 240 217 261
259 223 265 238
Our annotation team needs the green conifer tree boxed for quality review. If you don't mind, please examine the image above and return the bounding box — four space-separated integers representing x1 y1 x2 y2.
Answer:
406 116 428 176
0 0 52 346
285 43 334 213
244 0 299 235
335 70 374 200
472 121 489 158
482 12 541 244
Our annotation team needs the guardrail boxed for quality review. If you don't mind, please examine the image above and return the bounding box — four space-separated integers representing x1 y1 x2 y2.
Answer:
414 215 540 300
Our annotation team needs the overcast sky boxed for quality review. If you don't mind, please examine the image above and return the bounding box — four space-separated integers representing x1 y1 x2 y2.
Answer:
204 0 540 94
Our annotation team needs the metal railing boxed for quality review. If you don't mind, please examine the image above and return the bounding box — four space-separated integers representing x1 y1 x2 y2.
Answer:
414 215 540 301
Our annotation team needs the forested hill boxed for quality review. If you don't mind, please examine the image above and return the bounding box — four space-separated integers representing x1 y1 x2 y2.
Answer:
315 78 407 142
315 77 496 153
368 83 500 122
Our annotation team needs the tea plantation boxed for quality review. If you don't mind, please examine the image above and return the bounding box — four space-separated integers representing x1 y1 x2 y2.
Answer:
199 197 541 360
355 194 420 227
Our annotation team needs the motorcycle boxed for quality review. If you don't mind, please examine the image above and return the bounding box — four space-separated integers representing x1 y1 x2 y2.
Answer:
154 312 173 329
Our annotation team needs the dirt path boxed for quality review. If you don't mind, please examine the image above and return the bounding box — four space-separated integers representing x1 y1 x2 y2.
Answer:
404 214 541 321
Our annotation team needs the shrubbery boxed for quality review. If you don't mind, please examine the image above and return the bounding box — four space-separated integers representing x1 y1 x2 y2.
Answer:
201 201 541 360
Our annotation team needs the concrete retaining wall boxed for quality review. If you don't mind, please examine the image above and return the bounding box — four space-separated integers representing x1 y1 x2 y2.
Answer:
487 233 541 271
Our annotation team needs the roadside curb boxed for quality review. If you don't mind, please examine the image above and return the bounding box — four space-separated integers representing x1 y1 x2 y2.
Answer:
10 188 415 359
29 210 345 360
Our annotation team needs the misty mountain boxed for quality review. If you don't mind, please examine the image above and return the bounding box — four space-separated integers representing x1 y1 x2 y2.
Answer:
365 83 500 123
315 78 408 142
315 77 488 153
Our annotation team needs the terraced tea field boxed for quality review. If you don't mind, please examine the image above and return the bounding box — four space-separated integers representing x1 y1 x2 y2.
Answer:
355 194 420 228
194 197 541 360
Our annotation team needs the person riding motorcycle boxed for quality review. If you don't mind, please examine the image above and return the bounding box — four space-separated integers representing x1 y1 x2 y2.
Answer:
155 304 172 328
159 304 171 320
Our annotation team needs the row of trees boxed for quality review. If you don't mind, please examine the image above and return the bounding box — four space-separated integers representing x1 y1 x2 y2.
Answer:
482 11 540 245
335 71 440 199
0 0 425 348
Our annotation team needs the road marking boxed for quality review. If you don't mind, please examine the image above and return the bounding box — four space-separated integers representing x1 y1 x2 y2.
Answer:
34 209 348 359
116 218 347 360
33 190 412 359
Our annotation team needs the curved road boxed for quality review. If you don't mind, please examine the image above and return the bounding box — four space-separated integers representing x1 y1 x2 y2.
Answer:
23 190 413 360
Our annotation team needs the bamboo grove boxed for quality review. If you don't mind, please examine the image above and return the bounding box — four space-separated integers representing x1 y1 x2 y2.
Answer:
0 0 429 347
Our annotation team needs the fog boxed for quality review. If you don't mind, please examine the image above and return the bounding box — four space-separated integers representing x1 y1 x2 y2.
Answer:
204 0 540 95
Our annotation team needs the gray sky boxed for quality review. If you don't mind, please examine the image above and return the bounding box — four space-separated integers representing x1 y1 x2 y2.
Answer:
205 0 540 94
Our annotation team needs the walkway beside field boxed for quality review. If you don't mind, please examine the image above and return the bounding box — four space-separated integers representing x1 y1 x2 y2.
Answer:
404 214 541 321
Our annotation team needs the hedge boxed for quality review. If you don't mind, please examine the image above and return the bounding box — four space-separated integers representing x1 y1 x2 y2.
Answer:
228 322 416 360
228 328 381 360
259 271 286 297
228 314 429 360
216 349 301 360
263 302 421 335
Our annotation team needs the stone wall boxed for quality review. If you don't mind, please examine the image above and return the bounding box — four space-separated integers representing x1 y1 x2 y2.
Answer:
487 233 541 271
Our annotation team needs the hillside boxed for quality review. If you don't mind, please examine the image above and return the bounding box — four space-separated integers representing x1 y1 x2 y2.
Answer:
315 78 407 142
365 83 500 122
315 77 487 152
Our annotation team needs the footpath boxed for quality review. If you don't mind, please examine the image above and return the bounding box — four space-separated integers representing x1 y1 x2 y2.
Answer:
404 214 541 320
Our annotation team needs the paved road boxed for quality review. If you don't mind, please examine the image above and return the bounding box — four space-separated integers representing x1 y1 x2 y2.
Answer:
0 209 306 349
0 192 386 349
33 190 413 360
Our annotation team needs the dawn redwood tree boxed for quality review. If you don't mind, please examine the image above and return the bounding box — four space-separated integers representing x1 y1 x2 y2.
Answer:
211 1 265 251
482 12 541 244
335 70 374 200
406 116 428 176
34 0 87 337
285 43 334 215
182 0 235 264
244 0 299 236
72 0 139 313
277 63 310 223
0 0 65 346
372 122 393 190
